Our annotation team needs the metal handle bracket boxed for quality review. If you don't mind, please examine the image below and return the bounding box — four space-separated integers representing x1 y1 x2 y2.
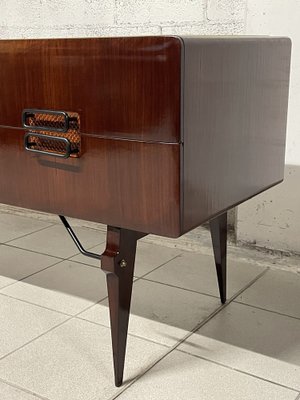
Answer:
22 109 70 133
24 132 74 159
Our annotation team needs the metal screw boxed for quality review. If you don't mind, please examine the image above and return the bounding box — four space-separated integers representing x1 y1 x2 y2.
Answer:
119 259 127 268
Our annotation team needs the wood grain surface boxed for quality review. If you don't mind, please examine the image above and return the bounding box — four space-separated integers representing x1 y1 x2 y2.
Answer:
0 126 181 236
0 37 182 143
0 36 291 236
182 36 291 233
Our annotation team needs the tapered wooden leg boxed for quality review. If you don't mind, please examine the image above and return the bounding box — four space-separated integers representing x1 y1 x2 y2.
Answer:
101 226 146 387
209 212 227 304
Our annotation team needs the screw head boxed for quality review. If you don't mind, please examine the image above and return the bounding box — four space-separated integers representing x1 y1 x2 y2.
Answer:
119 259 127 268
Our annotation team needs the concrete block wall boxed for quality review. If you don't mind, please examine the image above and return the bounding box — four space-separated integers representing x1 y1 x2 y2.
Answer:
0 1 244 38
1 1 300 254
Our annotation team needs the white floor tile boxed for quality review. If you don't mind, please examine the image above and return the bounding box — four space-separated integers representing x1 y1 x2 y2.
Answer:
145 251 266 299
237 269 300 319
179 302 300 390
117 350 298 400
0 212 299 400
0 213 52 243
0 245 60 289
0 380 46 400
9 224 105 258
0 295 67 358
0 318 168 400
79 278 220 346
0 260 108 315
134 242 182 277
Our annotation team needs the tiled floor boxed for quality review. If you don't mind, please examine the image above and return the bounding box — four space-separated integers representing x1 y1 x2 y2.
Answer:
0 211 299 400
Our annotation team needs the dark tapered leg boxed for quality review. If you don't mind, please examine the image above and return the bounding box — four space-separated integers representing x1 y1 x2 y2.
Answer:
101 226 146 387
209 212 227 304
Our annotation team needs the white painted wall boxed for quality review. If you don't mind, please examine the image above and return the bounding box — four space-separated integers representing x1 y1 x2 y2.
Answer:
237 0 300 253
245 0 300 166
0 0 299 253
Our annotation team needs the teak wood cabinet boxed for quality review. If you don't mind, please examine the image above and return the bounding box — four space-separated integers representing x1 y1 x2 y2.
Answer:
0 36 291 386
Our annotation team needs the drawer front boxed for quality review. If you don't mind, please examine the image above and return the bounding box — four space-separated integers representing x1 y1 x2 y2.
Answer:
0 127 181 237
0 37 182 143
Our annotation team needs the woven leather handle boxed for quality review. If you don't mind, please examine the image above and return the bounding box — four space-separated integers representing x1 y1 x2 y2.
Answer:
22 109 71 133
24 132 74 159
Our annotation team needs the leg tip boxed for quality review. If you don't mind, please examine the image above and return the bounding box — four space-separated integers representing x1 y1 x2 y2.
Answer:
115 378 123 387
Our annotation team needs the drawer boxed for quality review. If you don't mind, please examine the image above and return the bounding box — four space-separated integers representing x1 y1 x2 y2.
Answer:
0 127 181 237
0 37 182 143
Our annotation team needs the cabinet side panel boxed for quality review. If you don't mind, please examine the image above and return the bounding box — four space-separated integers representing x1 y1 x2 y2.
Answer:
182 37 291 233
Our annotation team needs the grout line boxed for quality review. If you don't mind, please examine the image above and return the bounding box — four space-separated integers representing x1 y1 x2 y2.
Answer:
3 223 56 245
233 300 300 322
0 291 109 363
60 258 99 269
63 240 106 262
177 348 300 393
111 267 269 399
3 221 106 261
295 393 300 400
0 240 107 288
140 276 222 299
223 268 269 303
3 242 66 260
61 245 181 273
0 376 51 400
67 253 183 276
0 259 140 332
74 296 108 319
72 255 183 319
75 279 141 320
74 275 142 320
0 294 98 363
0 315 74 362
4 240 105 261
1 243 61 261
0 292 74 317
136 254 183 279
75 314 171 350
0 258 64 291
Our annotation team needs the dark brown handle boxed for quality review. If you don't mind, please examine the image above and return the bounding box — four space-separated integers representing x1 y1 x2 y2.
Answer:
24 132 73 159
22 109 70 133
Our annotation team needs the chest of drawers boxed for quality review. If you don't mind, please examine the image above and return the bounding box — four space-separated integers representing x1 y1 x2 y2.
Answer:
0 36 291 386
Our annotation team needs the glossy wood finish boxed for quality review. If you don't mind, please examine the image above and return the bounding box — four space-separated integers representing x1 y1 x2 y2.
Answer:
101 226 145 387
0 37 291 237
182 37 291 233
210 212 227 304
0 36 292 237
0 127 181 237
0 37 181 143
